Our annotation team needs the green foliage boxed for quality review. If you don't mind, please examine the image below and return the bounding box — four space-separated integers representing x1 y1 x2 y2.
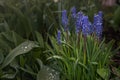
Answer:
114 7 120 27
1 40 39 69
0 30 59 80
0 0 60 78
45 30 115 80
0 0 59 38
0 32 39 79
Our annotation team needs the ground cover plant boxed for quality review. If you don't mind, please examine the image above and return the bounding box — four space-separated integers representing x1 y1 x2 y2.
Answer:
45 8 118 80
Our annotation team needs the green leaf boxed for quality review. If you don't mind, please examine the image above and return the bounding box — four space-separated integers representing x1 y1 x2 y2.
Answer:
37 65 59 80
1 66 18 79
0 52 4 64
3 21 10 31
90 62 98 65
35 31 44 48
10 59 19 69
20 67 37 76
1 73 17 79
36 58 43 69
69 57 88 70
19 56 26 67
114 7 120 26
0 36 11 50
1 31 24 46
1 41 39 69
97 68 110 80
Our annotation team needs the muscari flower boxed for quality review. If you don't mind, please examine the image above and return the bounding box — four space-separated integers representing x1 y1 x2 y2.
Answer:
62 10 68 31
98 11 103 23
57 30 61 44
75 12 83 33
71 6 77 19
93 13 103 39
82 16 91 36
98 11 103 18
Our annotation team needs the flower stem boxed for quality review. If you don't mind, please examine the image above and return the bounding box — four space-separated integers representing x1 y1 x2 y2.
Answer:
83 36 87 65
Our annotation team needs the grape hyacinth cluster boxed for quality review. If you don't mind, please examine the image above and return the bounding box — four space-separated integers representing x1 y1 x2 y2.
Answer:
58 7 103 44
93 11 103 39
81 15 92 36
75 12 83 33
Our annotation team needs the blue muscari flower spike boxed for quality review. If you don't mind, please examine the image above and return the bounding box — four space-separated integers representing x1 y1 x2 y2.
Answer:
93 14 100 24
98 11 103 24
62 10 68 31
98 11 103 18
82 16 91 36
75 12 83 33
93 13 103 39
57 30 61 44
71 6 77 19
96 22 102 39
93 14 98 33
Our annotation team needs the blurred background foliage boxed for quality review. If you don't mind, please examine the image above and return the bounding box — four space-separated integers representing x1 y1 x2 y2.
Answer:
0 0 59 39
0 0 119 41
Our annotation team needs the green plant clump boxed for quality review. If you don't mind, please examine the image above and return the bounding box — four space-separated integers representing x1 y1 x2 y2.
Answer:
45 8 115 80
